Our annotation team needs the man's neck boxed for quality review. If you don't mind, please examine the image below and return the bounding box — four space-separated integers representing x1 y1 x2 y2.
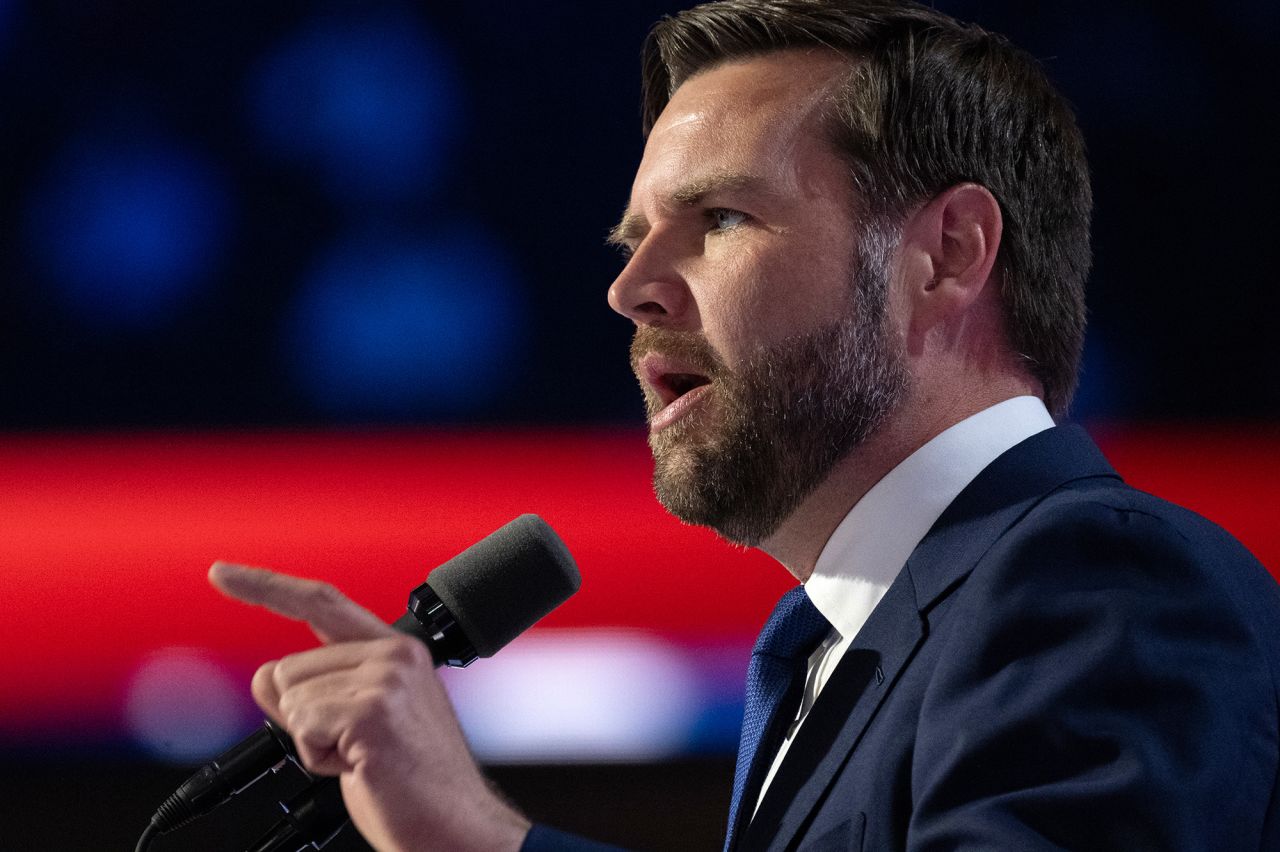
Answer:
760 388 1041 581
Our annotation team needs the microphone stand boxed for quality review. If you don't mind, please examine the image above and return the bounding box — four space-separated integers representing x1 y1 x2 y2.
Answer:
245 777 348 852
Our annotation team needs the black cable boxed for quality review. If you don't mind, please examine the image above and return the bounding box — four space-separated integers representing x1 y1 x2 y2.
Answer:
135 820 160 852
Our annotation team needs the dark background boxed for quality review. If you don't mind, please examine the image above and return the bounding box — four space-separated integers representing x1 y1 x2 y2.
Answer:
1 0 1277 433
0 1 1275 849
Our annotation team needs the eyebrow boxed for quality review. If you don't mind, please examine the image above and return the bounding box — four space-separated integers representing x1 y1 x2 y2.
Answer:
606 171 769 248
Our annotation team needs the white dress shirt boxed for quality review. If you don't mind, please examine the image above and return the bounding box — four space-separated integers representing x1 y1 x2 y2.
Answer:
752 396 1055 816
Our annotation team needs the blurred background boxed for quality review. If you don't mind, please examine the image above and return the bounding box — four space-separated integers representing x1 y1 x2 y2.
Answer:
0 0 1276 849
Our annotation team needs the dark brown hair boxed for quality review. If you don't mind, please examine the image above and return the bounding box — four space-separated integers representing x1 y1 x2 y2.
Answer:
641 0 1091 416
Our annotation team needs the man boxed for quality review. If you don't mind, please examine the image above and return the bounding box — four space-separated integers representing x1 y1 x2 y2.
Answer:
211 1 1280 849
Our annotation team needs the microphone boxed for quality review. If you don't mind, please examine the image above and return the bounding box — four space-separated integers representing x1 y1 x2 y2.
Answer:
143 514 581 840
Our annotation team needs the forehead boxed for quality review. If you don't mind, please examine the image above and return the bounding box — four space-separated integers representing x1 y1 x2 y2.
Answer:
634 50 851 203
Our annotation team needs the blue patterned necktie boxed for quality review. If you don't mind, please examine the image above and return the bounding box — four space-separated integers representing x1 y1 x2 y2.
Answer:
725 585 831 850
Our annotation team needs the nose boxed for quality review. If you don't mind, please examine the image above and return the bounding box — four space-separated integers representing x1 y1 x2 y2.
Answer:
607 244 695 328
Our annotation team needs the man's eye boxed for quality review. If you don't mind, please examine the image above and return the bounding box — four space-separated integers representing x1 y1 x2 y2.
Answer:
707 208 748 231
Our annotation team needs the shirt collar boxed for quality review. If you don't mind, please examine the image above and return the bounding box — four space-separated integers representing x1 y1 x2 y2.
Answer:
805 396 1055 638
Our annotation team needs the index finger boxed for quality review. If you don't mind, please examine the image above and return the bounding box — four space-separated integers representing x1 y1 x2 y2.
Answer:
209 561 396 644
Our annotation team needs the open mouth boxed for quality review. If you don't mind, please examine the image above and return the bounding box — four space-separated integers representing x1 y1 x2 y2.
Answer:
656 371 712 406
635 353 716 432
637 353 713 407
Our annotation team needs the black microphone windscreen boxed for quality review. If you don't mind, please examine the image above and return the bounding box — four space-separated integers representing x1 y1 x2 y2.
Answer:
426 514 581 658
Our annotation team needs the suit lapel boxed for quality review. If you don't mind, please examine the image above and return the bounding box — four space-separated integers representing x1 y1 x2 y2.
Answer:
741 426 1120 851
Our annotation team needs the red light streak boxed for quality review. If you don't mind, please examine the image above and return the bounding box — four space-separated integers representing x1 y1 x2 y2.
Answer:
0 426 1274 738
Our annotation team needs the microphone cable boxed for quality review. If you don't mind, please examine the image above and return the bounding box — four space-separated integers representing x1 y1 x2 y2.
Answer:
135 821 160 852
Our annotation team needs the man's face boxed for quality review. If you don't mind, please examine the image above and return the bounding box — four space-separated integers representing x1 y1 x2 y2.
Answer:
608 51 910 546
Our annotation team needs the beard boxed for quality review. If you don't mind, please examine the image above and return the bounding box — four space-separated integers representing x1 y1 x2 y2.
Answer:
630 237 909 547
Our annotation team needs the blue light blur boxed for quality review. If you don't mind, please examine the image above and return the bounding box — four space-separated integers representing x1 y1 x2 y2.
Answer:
124 648 257 764
284 226 526 419
0 0 14 55
24 134 232 331
247 8 461 203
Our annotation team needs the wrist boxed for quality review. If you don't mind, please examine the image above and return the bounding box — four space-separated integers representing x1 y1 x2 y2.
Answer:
388 776 531 852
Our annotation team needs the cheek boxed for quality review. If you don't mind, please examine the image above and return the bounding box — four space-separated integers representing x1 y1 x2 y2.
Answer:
693 253 774 365
693 235 856 364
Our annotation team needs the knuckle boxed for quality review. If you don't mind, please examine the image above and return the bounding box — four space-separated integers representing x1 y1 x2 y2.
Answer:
373 663 408 693
354 656 401 696
290 707 320 742
251 662 279 700
308 581 342 609
273 654 299 685
360 688 398 724
271 652 309 694
384 634 422 664
276 686 299 718
294 736 332 775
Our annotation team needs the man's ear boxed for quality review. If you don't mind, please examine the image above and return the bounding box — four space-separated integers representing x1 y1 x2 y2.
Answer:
896 183 1003 342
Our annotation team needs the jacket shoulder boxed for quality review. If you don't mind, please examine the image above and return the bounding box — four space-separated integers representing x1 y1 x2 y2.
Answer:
906 476 1280 850
1026 475 1279 611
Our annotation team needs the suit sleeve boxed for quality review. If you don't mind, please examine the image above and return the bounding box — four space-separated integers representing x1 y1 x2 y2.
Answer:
520 824 631 852
907 499 1278 851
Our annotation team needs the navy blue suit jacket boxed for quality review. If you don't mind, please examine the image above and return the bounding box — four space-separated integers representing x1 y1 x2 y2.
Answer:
524 426 1280 850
